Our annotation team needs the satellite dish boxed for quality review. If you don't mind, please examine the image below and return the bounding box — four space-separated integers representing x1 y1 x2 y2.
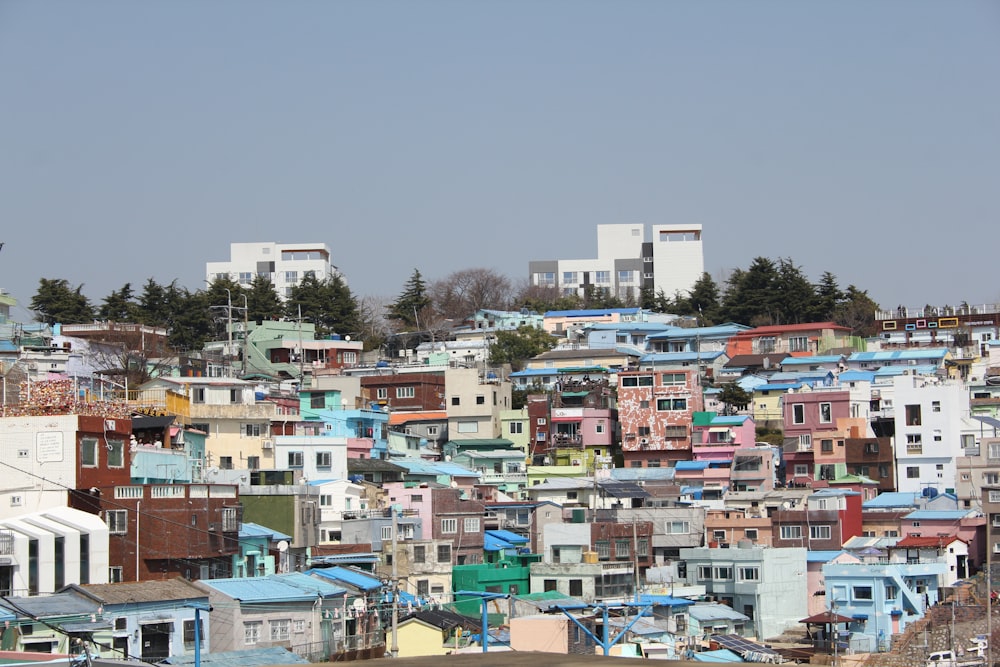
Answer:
277 540 289 552
450 481 459 488
444 455 452 462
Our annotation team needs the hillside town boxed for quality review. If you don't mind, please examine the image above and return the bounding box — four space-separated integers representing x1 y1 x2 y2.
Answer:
1 226 1000 666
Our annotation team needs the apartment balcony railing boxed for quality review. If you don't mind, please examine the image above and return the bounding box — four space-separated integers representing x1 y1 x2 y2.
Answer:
479 471 528 485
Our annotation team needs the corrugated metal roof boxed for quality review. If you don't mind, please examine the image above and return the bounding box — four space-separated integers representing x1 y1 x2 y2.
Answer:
848 349 949 361
639 351 726 363
199 573 346 602
161 647 309 667
688 603 750 622
903 510 974 520
239 522 292 541
307 566 382 592
863 492 920 509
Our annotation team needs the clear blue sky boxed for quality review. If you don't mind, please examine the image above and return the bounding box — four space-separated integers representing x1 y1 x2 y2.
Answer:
2 0 998 320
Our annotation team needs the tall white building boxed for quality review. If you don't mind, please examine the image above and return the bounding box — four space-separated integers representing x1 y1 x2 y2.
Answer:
528 224 704 302
206 242 336 300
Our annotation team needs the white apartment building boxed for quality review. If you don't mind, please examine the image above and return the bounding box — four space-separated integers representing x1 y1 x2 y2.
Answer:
206 242 336 300
892 374 972 495
528 224 704 302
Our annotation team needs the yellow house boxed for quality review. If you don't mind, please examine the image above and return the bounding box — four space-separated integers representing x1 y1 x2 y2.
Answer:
752 382 808 427
396 609 473 657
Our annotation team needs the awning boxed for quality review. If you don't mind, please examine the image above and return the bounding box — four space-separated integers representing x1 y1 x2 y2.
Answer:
800 611 855 624
708 427 733 433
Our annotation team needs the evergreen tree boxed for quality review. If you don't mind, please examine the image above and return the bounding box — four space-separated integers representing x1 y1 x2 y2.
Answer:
386 269 432 330
685 273 722 324
246 275 283 323
137 278 172 328
720 258 782 326
30 278 94 325
168 287 213 351
99 283 140 322
717 382 752 415
286 274 362 338
813 271 846 322
774 258 817 324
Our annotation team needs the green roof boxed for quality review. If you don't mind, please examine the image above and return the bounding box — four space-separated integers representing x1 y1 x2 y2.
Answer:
692 411 718 426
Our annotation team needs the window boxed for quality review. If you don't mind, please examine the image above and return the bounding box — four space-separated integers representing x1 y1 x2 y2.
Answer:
637 538 649 557
657 398 687 411
621 375 654 387
798 434 812 449
396 386 415 399
885 584 898 599
451 396 460 406
745 529 758 540
316 451 332 469
219 456 233 470
810 525 832 540
510 421 523 435
714 566 733 580
819 402 832 423
794 464 809 476
789 335 810 352
476 395 485 405
310 393 325 409
780 525 802 540
594 270 610 284
618 270 634 283
853 586 873 601
905 404 922 426
183 619 204 649
906 466 920 478
906 434 922 453
738 566 760 582
697 565 713 580
932 400 941 412
569 579 584 596
615 539 630 559
464 518 480 533
865 441 879 454
441 519 457 534
536 272 556 287
284 270 298 283
821 439 833 453
412 545 426 563
562 271 578 284
792 404 805 424
81 438 98 467
288 451 304 468
109 566 123 583
192 387 205 403
376 387 388 400
238 272 253 285
659 373 689 388
244 423 263 437
437 544 451 562
381 525 393 541
270 619 290 642
243 621 262 645
596 421 605 434
107 439 124 468
667 521 690 534
755 336 776 354
247 455 260 470
596 541 611 560
106 510 128 534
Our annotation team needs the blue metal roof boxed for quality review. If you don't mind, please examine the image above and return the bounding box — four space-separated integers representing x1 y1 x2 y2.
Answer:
639 351 726 363
807 550 847 563
609 467 676 481
863 492 920 509
848 349 949 362
779 355 845 365
544 308 643 317
708 415 750 426
509 368 559 377
903 510 972 520
200 573 346 602
239 522 292 541
636 594 693 608
839 370 876 382
484 533 517 552
753 382 804 391
391 457 481 478
486 529 529 545
307 566 383 592
646 324 749 340
675 460 710 471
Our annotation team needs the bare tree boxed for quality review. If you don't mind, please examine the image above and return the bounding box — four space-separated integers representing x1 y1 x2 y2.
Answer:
79 324 174 390
429 268 515 321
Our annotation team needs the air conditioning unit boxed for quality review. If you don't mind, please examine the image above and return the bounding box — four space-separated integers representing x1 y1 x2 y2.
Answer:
639 438 649 445
262 439 273 450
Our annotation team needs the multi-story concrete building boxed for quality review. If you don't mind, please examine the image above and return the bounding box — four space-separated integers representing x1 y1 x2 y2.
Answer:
617 368 704 467
680 545 808 640
206 241 336 300
528 223 705 302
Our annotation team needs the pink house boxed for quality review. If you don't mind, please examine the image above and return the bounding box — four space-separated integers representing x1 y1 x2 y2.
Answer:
691 413 756 461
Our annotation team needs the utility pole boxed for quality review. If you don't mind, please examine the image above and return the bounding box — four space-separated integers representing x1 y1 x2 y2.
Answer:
390 507 399 658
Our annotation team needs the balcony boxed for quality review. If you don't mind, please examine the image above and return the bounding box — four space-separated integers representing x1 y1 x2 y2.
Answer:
480 471 528 485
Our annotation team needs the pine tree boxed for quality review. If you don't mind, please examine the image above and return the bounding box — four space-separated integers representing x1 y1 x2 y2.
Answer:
30 278 94 325
99 283 140 322
386 269 432 330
